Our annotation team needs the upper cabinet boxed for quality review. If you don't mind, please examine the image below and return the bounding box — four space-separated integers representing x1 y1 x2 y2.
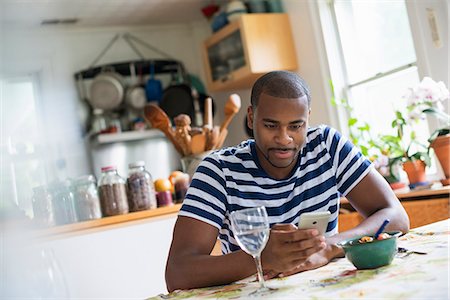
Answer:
202 13 298 92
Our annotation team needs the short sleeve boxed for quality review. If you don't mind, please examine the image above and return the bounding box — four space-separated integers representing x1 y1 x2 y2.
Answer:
323 126 373 196
178 152 228 229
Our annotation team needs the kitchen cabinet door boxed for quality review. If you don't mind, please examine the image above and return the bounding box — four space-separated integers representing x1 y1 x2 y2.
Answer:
202 13 298 91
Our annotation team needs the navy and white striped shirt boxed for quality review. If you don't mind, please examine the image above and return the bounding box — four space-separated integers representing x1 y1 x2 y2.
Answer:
179 125 372 254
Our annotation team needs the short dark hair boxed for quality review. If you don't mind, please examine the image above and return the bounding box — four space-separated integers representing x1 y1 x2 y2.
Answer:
250 71 311 108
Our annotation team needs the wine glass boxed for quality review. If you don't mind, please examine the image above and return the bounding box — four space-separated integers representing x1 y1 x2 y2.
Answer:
230 206 274 295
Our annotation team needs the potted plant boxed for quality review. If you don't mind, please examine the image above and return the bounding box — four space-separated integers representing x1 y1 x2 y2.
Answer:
375 109 431 189
403 77 450 185
329 82 404 188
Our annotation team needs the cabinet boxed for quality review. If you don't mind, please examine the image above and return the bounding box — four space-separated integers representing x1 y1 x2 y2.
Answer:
338 187 450 231
202 13 298 91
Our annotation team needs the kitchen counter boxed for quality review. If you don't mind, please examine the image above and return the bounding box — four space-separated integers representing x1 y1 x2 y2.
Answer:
339 185 450 231
38 204 182 239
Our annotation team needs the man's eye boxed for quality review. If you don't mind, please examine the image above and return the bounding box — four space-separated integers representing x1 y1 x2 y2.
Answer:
264 124 277 129
289 124 304 130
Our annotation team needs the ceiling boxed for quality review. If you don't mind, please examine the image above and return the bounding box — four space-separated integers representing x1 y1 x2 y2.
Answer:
0 0 228 29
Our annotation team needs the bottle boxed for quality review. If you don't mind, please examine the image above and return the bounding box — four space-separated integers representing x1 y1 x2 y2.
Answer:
127 161 157 212
98 166 129 216
72 175 102 221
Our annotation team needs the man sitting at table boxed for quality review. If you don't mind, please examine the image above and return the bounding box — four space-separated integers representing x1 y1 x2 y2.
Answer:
165 71 410 292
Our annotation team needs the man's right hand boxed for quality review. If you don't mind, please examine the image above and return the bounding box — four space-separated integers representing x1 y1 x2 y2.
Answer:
261 223 326 274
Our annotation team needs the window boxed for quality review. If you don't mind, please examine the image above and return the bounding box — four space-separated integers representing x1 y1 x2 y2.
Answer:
1 75 47 217
327 0 424 138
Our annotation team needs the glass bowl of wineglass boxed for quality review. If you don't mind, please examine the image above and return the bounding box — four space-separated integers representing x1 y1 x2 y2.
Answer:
230 206 275 296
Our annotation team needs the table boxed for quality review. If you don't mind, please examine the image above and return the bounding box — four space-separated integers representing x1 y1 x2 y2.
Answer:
148 219 449 299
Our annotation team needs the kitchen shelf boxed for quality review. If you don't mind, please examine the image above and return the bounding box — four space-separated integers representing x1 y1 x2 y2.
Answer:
38 204 182 239
91 129 165 144
74 59 182 80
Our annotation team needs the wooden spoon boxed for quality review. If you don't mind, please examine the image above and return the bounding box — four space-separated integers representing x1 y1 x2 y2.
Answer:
144 104 184 156
220 94 241 132
204 97 213 129
205 125 220 151
215 128 228 149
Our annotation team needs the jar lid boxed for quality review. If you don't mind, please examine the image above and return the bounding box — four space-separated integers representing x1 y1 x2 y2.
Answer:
129 161 145 168
75 174 96 184
101 165 116 172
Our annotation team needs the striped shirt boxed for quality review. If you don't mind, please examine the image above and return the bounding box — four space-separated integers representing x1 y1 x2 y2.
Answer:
179 125 372 254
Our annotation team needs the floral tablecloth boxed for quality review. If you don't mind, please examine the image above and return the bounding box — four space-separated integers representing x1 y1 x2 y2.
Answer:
149 219 449 299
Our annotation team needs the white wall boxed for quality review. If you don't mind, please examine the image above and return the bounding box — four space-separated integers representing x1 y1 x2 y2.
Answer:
406 0 449 83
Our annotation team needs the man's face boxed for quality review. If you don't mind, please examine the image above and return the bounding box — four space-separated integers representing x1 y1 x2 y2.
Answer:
247 93 310 179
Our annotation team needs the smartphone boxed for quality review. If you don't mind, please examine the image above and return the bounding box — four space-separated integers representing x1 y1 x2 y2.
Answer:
298 211 331 235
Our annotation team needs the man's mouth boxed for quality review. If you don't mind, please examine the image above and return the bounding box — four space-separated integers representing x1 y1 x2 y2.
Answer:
269 148 296 159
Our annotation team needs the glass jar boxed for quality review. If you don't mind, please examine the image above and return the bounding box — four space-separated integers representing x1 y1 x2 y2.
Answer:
48 181 78 225
127 161 157 211
98 166 129 216
174 173 190 203
90 109 109 134
32 185 55 227
72 175 102 221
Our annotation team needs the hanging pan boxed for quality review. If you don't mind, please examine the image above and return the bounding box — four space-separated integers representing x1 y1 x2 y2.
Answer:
145 61 163 103
125 63 147 110
88 68 125 110
159 64 214 126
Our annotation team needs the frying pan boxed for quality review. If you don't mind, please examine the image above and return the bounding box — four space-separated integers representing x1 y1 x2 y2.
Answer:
159 66 215 126
89 70 125 110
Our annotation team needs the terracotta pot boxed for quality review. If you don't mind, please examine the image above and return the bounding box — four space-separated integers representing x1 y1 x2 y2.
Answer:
430 134 450 186
402 160 427 184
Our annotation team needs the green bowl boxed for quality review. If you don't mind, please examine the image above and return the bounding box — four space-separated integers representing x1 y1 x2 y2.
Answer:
338 231 402 269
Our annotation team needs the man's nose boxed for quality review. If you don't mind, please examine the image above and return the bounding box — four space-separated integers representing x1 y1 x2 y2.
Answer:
275 127 293 145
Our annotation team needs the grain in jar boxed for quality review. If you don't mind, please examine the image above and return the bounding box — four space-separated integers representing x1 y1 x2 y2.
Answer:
98 166 129 216
127 161 157 212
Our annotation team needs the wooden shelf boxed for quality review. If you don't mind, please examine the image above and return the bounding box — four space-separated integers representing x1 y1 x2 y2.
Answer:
92 129 165 144
37 204 182 239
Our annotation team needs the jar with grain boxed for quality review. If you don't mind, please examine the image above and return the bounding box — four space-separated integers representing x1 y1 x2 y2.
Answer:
127 161 157 212
98 166 129 216
72 175 102 221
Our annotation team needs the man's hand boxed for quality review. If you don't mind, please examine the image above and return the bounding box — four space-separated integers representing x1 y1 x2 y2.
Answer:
277 241 344 277
261 223 327 274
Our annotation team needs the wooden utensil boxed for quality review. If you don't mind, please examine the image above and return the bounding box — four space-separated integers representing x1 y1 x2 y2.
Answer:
204 97 213 129
144 104 184 155
215 128 228 149
191 131 206 155
174 114 192 156
205 125 220 151
220 94 241 132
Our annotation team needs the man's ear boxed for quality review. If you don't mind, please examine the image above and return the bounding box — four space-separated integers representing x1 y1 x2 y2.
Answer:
247 106 254 129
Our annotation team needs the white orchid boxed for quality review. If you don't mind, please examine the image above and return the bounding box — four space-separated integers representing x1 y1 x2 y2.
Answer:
403 77 450 125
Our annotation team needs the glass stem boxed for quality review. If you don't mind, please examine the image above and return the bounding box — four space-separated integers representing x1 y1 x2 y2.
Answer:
254 254 266 288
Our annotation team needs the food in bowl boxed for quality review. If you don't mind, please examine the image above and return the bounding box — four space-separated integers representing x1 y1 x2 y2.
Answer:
338 231 402 269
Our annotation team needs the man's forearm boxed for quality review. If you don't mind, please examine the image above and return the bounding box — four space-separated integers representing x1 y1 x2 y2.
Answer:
327 205 409 259
166 249 256 292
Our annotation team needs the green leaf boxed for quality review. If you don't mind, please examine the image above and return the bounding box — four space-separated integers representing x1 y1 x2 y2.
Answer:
348 118 357 126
